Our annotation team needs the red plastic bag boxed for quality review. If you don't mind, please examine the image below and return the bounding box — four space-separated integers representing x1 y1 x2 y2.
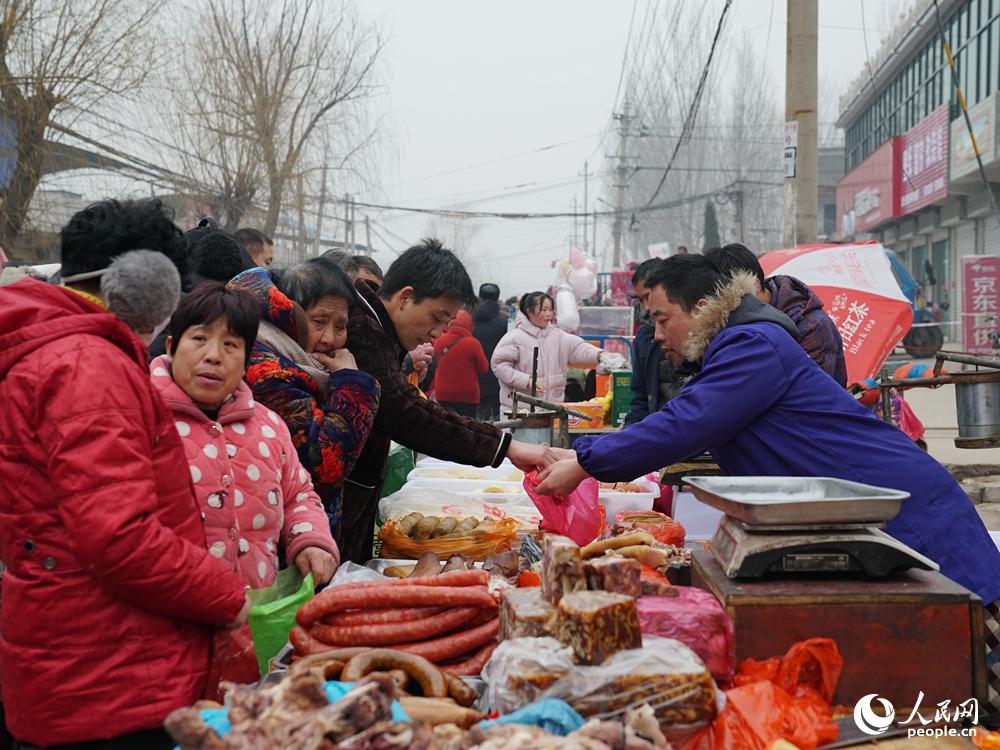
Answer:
680 639 842 750
523 470 602 546
613 509 685 546
637 586 734 684
204 624 260 702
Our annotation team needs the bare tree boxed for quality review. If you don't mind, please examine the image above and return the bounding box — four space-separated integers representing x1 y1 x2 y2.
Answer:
180 0 384 237
424 215 491 288
0 0 164 247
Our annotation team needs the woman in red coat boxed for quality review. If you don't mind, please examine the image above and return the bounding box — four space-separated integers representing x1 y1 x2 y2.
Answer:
0 200 248 750
432 309 489 418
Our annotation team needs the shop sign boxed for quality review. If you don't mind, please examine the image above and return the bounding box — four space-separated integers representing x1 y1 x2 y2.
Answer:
836 138 901 239
899 104 949 213
951 91 998 181
962 255 1000 353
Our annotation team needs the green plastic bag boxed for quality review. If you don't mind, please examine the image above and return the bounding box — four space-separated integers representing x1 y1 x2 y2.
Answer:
247 567 314 677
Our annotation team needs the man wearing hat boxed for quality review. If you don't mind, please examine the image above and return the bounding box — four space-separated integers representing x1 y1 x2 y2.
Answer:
472 282 507 421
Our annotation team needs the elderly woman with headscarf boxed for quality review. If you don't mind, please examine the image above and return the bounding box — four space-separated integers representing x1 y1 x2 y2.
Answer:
228 260 380 543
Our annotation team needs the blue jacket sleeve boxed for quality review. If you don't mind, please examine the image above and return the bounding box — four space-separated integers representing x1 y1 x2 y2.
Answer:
576 329 789 481
623 333 649 426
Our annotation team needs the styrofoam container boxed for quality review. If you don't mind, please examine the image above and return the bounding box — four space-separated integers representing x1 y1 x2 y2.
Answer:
598 477 659 521
672 490 724 542
415 456 514 468
404 476 525 494
407 465 525 483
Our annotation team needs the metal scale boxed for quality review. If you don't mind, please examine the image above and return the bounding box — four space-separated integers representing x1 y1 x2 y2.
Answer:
491 345 591 448
684 476 939 579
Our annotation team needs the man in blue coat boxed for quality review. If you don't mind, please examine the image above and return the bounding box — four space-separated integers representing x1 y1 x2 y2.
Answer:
537 254 1000 611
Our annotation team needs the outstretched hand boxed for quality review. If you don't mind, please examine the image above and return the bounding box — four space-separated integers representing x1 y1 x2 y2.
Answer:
506 440 572 473
534 457 589 496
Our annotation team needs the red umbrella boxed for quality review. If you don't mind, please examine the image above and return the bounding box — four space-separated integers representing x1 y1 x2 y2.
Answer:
759 241 913 385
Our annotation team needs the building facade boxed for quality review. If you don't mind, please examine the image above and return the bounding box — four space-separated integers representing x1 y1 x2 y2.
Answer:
836 0 1000 350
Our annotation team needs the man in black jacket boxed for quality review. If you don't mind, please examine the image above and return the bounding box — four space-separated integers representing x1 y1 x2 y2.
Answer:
340 240 555 563
471 282 507 421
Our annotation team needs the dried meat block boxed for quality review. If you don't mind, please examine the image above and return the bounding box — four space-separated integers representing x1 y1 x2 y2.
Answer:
500 588 557 640
541 534 586 606
557 591 641 665
584 556 641 598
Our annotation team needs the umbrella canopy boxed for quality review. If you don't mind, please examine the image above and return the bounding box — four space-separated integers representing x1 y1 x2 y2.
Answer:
759 241 913 385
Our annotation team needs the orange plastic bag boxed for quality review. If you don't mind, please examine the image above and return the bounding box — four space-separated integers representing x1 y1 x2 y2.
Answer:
613 510 686 546
378 516 518 560
680 639 842 750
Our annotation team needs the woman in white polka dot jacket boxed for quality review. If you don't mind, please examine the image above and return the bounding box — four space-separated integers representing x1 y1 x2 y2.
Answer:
149 283 340 593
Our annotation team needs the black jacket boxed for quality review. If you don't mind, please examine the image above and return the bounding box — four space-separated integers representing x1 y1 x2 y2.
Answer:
345 281 510 492
472 300 507 399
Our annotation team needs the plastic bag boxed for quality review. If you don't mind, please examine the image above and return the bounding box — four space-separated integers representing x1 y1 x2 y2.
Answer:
554 636 719 739
523 471 602 546
378 516 518 560
680 639 842 750
637 586 734 684
484 636 719 740
247 568 314 677
482 637 579 715
478 699 586 736
378 486 542 527
204 624 260 702
613 510 686 546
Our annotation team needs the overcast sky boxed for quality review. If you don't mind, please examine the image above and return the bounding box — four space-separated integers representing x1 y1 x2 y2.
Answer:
355 0 905 298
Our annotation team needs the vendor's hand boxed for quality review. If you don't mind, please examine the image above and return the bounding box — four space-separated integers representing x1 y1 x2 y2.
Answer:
535 458 590 496
313 349 357 372
409 343 434 373
227 593 252 629
506 440 565 472
294 546 338 585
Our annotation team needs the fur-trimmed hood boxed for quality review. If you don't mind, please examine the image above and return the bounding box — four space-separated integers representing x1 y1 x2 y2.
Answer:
683 271 801 362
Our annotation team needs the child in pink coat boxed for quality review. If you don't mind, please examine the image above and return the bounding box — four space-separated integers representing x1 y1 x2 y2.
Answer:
150 282 340 591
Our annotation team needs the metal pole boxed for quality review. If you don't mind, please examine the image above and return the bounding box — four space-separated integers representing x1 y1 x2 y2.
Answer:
879 365 894 424
315 162 328 255
530 346 539 412
582 159 590 253
613 99 631 269
592 210 598 258
365 215 372 255
343 193 350 248
783 0 818 246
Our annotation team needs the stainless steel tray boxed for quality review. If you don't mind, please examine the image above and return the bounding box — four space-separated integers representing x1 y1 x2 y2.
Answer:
681 476 910 526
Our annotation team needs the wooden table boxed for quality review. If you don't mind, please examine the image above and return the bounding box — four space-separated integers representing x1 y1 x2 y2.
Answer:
692 550 986 710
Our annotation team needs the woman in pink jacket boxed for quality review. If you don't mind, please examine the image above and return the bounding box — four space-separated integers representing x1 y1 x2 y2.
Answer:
150 283 340 591
491 291 608 416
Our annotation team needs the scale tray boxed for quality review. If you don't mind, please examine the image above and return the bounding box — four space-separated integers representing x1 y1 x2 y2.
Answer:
682 476 909 526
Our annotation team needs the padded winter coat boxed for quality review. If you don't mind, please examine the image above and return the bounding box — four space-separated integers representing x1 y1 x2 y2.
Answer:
491 312 602 415
433 310 489 404
150 356 339 587
575 272 1000 606
0 280 245 747
231 268 380 543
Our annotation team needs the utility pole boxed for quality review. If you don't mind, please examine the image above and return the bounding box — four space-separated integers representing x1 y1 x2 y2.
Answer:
296 173 306 260
343 193 350 249
573 196 579 247
315 162 328 255
349 199 356 252
612 99 632 269
783 0 818 246
365 215 372 255
735 181 745 244
581 160 590 253
592 210 598 258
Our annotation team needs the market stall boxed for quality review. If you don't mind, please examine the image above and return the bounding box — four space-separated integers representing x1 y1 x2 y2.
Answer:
162 467 996 750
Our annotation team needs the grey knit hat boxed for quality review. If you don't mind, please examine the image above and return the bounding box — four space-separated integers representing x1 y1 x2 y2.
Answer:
100 250 182 332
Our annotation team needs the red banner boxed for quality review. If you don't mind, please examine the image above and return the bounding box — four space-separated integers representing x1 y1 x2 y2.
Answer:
836 139 901 239
900 104 949 214
962 256 1000 354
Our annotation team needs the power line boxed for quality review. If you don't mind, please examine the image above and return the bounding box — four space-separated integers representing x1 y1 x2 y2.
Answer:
612 0 641 114
643 0 735 207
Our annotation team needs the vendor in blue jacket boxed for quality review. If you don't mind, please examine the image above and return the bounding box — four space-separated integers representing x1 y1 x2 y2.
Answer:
536 253 1000 611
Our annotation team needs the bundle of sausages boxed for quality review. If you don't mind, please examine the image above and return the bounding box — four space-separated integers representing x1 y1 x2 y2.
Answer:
291 569 499 677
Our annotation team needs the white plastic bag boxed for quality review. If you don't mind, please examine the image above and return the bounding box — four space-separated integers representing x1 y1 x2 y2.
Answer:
378 486 542 527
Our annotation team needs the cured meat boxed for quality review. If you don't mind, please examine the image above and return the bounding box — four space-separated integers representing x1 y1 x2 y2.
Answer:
584 557 641 598
541 535 585 607
556 591 642 665
499 588 556 640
